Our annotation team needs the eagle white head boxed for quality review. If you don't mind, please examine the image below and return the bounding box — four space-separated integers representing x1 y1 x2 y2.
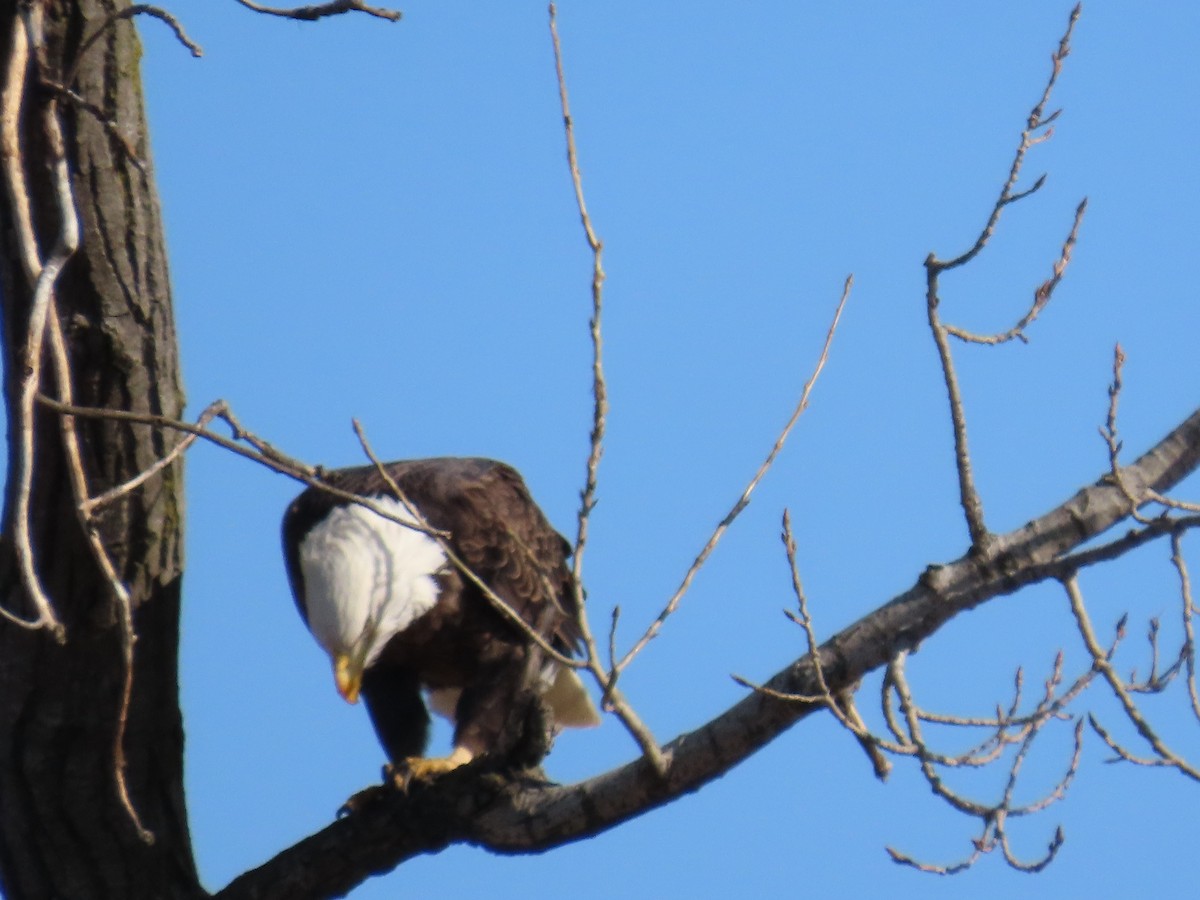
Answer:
296 496 446 703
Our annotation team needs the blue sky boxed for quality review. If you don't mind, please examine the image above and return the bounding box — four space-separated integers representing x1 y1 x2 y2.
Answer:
131 3 1200 897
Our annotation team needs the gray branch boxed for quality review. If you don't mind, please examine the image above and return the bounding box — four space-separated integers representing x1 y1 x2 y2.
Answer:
215 407 1200 900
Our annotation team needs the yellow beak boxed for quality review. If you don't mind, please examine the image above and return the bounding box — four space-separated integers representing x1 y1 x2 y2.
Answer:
334 653 363 704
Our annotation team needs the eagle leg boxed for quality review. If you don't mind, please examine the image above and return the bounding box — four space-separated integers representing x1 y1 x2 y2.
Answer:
391 745 475 789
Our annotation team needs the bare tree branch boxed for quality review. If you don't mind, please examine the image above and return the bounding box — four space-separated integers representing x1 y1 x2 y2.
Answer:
213 404 1200 900
932 3 1080 273
1064 575 1200 779
549 2 606 600
924 4 1082 550
67 3 201 89
544 4 665 774
233 0 402 22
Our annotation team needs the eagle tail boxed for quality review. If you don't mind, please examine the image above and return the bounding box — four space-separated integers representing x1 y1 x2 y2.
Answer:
544 667 601 728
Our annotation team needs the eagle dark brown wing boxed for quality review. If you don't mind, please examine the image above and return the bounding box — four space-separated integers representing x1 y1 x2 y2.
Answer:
283 457 582 654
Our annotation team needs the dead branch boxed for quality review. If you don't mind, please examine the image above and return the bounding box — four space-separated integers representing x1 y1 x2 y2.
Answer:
234 0 402 23
67 4 201 90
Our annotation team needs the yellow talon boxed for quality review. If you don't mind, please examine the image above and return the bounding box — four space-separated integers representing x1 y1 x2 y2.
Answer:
392 746 475 787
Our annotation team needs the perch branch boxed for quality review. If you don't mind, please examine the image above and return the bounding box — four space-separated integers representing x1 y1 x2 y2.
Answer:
211 401 1200 900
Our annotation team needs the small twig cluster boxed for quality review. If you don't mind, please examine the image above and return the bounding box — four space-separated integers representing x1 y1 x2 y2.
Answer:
733 511 1094 874
880 651 1087 874
1063 573 1200 780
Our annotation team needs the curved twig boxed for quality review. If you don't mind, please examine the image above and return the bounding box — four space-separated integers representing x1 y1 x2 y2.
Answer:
233 0 402 23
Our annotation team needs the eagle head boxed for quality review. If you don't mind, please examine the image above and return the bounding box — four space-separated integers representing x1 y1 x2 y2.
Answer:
295 497 446 705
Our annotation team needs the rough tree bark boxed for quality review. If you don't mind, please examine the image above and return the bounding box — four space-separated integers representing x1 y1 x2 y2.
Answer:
0 1 201 898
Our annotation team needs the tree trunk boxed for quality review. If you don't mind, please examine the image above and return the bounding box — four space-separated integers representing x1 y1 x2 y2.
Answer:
0 1 201 897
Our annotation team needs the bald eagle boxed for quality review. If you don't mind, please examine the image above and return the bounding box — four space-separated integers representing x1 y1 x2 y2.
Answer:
282 458 600 781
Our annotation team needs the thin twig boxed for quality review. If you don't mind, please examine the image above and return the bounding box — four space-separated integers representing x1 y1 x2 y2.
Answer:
82 403 221 514
233 0 401 23
549 2 606 595
546 5 666 774
1172 533 1200 722
944 198 1087 345
66 4 201 88
1063 575 1200 780
930 4 1080 273
1145 490 1200 514
44 308 154 844
619 275 852 672
38 396 453 542
40 81 145 171
781 509 891 777
1048 516 1200 578
1099 343 1152 523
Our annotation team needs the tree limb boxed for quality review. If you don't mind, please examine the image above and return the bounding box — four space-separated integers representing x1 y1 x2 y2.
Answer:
214 406 1200 900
